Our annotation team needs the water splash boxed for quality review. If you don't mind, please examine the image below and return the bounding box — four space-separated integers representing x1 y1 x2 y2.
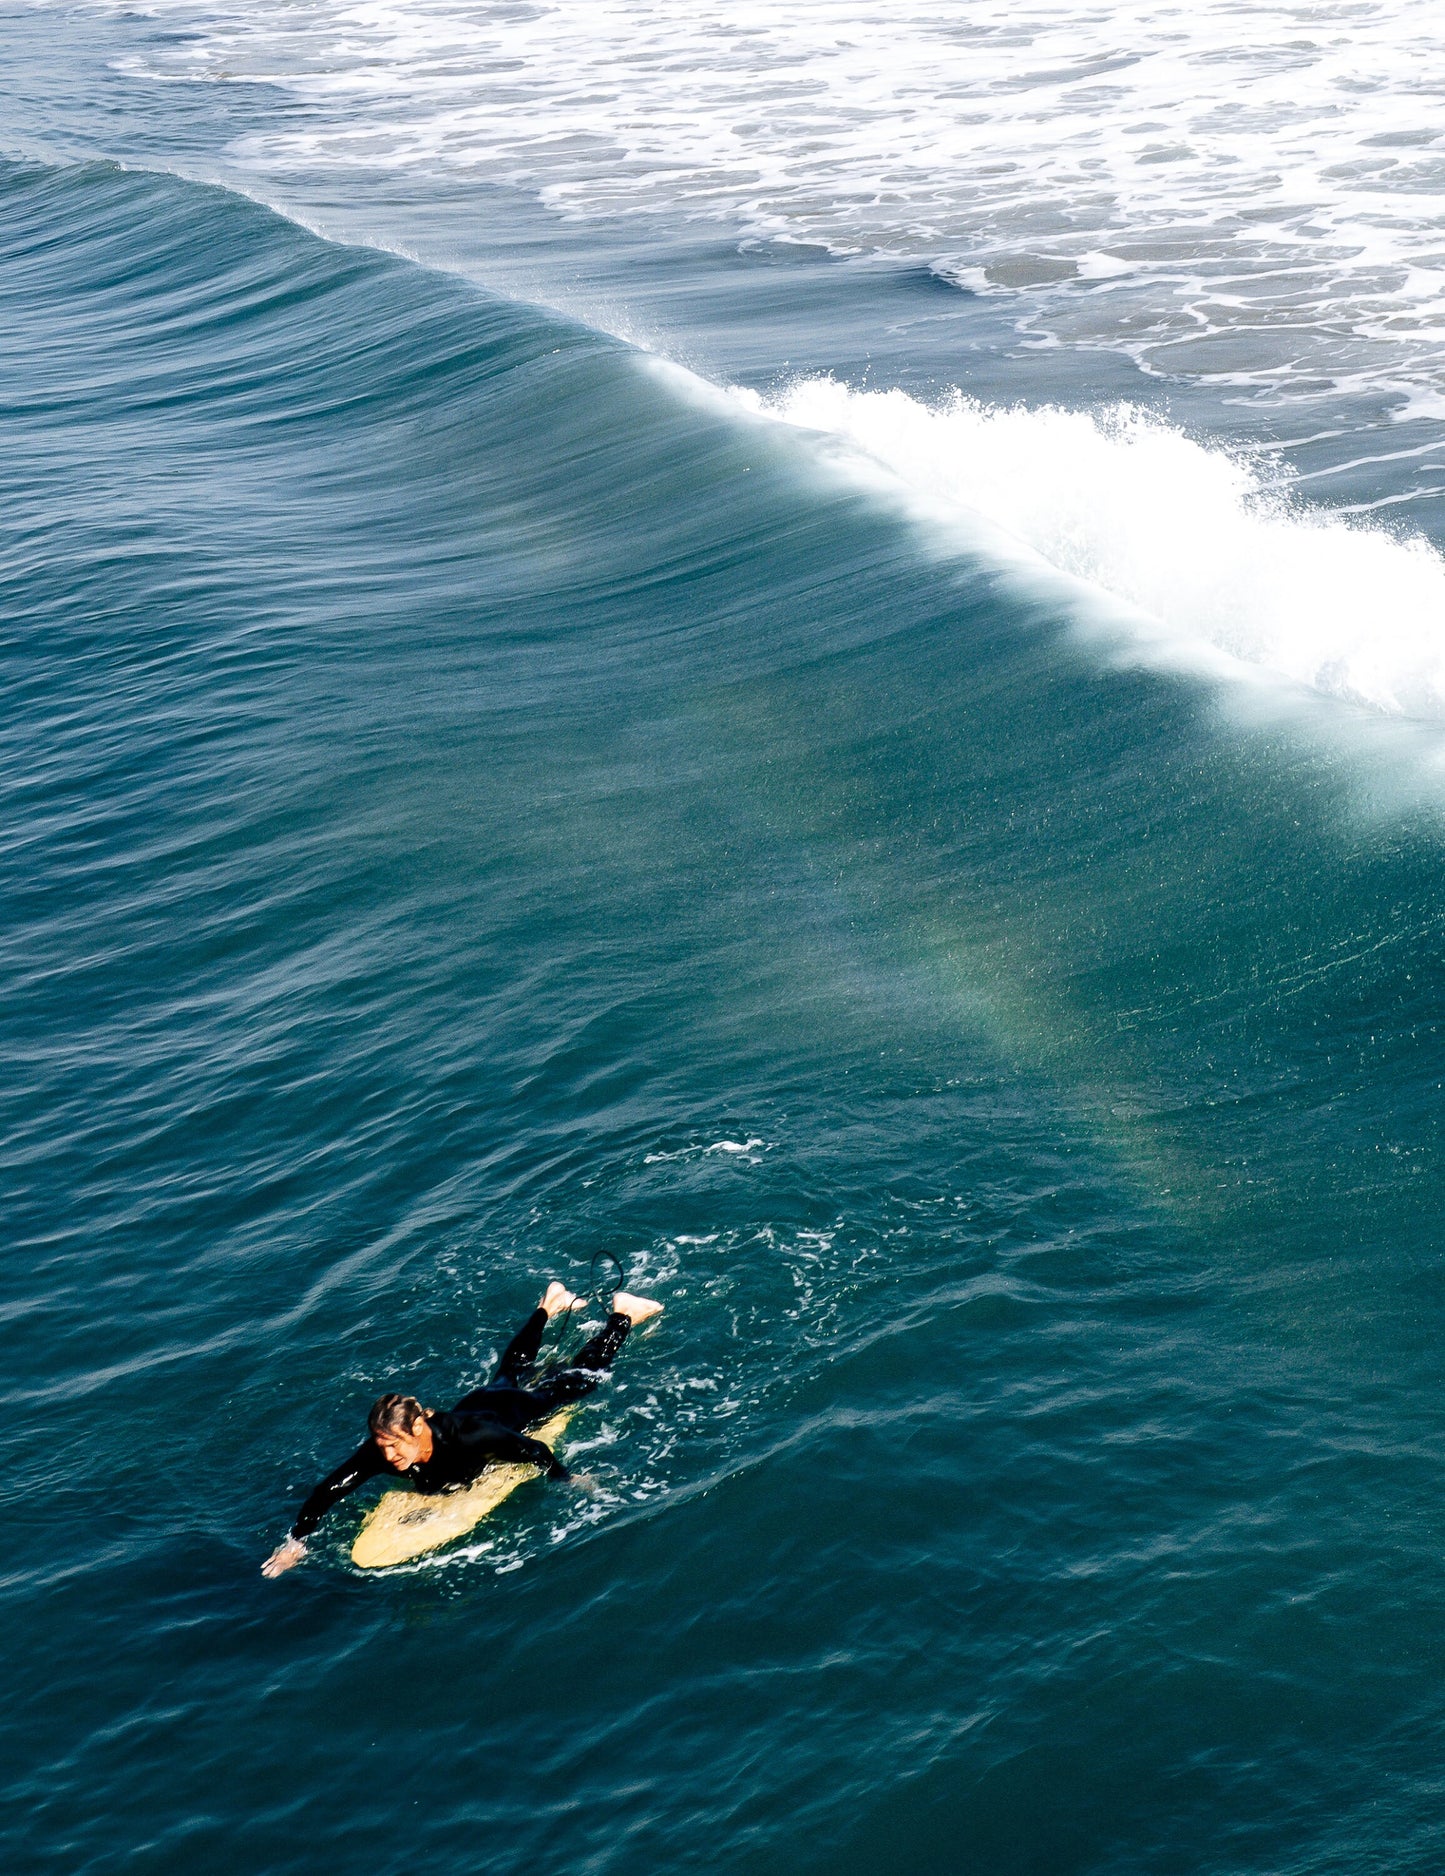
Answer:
743 376 1445 719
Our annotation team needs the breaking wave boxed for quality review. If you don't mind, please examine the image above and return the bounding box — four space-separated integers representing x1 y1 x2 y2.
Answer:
742 377 1445 719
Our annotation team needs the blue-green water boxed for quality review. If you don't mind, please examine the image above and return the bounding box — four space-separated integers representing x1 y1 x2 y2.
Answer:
8 7 1445 1872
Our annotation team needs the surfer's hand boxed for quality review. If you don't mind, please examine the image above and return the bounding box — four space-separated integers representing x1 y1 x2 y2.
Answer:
261 1538 307 1577
568 1471 600 1496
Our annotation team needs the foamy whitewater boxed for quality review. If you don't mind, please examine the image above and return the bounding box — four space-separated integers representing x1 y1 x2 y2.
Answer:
119 0 1445 402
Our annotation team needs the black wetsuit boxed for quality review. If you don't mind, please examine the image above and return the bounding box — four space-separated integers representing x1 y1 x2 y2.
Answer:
290 1308 630 1542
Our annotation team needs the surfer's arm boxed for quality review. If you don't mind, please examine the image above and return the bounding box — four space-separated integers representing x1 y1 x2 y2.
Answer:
500 1430 570 1481
455 1420 570 1481
289 1441 387 1541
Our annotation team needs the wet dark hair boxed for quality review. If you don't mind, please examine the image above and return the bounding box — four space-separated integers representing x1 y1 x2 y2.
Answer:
368 1393 426 1439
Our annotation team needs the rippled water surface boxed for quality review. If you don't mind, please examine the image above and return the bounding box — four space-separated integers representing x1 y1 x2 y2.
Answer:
7 6 1445 1873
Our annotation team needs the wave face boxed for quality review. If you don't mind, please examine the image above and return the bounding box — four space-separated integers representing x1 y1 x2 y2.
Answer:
54 0 1445 729
112 0 1445 406
8 14 1445 1876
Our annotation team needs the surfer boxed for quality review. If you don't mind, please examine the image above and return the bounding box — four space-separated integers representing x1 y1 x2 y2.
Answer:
261 1282 663 1575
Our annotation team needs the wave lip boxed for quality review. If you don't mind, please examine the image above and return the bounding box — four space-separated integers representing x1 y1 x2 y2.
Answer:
744 378 1445 722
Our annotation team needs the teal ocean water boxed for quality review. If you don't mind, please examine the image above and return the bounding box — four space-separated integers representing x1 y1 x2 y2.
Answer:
9 6 1445 1872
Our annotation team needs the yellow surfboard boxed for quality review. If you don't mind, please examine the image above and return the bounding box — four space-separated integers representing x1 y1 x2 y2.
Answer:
350 1408 573 1570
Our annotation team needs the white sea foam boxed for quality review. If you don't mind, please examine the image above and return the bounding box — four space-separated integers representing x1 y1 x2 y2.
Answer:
102 0 1445 405
732 376 1445 719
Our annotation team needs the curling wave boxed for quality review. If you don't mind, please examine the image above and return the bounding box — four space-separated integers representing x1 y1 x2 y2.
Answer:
743 377 1445 720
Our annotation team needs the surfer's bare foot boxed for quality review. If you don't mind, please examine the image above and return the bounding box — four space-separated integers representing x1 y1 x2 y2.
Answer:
541 1280 579 1318
613 1290 663 1325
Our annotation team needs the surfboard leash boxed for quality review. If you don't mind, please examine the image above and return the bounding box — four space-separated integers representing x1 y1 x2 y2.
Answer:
538 1248 627 1376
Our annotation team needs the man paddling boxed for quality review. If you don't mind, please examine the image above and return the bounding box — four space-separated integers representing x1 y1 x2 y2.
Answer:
262 1282 663 1575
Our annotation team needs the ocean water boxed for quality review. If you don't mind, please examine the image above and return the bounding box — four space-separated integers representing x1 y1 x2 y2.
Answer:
7 4 1445 1871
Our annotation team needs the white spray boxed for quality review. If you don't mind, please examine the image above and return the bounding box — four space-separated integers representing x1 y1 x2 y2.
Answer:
741 378 1445 721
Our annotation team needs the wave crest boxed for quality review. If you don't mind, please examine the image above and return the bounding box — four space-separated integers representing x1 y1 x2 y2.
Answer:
749 378 1445 720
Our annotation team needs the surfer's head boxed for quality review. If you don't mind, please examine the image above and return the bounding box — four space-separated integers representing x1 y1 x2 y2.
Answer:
368 1393 432 1470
